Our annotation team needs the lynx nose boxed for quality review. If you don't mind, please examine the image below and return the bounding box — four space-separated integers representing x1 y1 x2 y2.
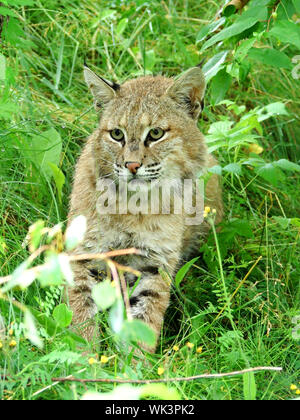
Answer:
125 161 141 174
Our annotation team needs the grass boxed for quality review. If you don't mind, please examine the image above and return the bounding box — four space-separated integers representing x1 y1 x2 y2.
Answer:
0 0 299 400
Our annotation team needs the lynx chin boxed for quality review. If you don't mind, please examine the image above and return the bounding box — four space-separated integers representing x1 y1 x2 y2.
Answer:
67 65 223 352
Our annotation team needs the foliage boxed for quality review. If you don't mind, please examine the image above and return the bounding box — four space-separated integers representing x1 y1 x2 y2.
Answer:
0 0 299 401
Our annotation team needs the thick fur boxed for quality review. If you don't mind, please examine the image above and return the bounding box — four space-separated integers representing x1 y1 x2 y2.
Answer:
67 67 223 351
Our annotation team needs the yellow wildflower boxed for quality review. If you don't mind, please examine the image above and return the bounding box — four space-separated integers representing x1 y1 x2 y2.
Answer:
88 357 97 365
9 340 17 348
290 384 297 391
204 206 211 214
8 329 13 336
100 355 109 364
196 346 203 354
173 345 179 352
157 367 164 375
186 342 194 349
248 144 264 155
0 342 3 349
296 390 300 395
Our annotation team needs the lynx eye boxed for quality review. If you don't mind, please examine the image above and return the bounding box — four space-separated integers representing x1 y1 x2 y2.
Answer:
148 127 165 141
110 128 124 141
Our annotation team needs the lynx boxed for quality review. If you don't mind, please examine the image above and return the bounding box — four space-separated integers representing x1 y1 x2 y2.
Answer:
67 66 223 352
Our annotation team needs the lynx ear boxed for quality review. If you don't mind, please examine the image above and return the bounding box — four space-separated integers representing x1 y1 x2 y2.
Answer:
166 67 206 120
84 66 120 110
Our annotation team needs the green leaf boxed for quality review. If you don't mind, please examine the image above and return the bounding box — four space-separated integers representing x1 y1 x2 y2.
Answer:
0 6 16 16
274 159 300 172
145 49 156 72
210 69 232 105
243 371 257 400
25 128 62 181
203 51 229 82
202 6 267 51
248 48 292 69
234 38 256 61
225 219 254 238
121 319 156 347
196 17 226 43
256 163 285 185
92 279 117 311
53 303 73 328
269 20 300 49
30 308 86 343
293 0 300 12
116 18 128 36
223 163 242 175
48 163 65 203
175 257 199 288
255 102 288 122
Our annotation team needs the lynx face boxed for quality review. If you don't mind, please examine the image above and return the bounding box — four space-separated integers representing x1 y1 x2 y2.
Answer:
84 67 207 186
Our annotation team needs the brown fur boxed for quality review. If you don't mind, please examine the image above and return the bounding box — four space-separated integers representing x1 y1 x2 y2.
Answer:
67 67 223 351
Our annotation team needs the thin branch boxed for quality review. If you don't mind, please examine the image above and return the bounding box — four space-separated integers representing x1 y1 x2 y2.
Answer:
52 366 282 385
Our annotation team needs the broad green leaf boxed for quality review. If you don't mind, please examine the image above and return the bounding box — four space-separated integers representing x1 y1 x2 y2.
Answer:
92 279 117 311
53 303 73 328
208 165 222 175
30 307 86 343
65 215 87 251
293 0 300 12
202 6 267 51
196 17 226 43
225 219 254 238
243 371 257 400
116 18 128 36
0 54 6 81
248 48 292 69
145 49 156 72
210 69 232 105
0 6 16 16
48 162 65 203
254 102 288 122
175 257 199 288
274 159 300 172
234 38 256 61
24 310 43 349
256 163 285 185
269 21 300 49
203 51 229 82
121 319 156 347
26 128 62 181
223 163 242 175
